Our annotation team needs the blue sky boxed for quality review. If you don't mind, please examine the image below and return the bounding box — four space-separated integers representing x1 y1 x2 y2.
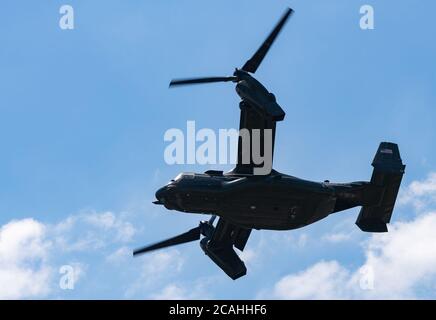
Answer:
1 0 436 299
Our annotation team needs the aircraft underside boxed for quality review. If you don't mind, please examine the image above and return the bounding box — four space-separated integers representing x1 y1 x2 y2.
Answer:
134 8 406 280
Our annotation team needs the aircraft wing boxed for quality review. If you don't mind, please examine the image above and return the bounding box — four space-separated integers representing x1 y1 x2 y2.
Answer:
201 218 252 280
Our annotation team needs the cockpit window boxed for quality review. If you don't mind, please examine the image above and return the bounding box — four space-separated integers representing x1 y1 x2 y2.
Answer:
174 172 195 181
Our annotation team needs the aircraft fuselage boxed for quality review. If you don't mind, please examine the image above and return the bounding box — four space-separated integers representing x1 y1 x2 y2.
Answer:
155 170 373 230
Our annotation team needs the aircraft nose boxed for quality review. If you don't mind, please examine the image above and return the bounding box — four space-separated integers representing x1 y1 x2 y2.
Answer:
154 185 179 209
155 187 167 203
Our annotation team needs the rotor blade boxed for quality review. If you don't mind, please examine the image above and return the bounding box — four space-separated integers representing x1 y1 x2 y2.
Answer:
242 8 294 73
169 76 237 87
133 226 201 256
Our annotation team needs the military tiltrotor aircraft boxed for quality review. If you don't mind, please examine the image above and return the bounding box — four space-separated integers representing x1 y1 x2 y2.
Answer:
133 8 405 280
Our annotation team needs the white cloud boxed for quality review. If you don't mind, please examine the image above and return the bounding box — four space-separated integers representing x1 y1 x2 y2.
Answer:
266 212 436 299
150 282 209 300
238 248 257 266
322 232 352 243
151 284 187 299
268 261 350 299
83 211 135 242
67 262 87 285
141 250 184 277
355 212 436 298
53 211 136 252
270 231 311 249
106 246 132 265
0 219 52 299
296 233 308 248
399 172 436 210
124 249 185 298
0 210 136 299
321 216 358 244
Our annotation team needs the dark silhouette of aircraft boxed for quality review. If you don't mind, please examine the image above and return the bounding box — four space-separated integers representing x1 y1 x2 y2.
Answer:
133 8 405 280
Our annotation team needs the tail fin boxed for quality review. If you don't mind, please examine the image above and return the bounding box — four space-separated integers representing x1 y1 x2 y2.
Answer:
356 142 406 232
